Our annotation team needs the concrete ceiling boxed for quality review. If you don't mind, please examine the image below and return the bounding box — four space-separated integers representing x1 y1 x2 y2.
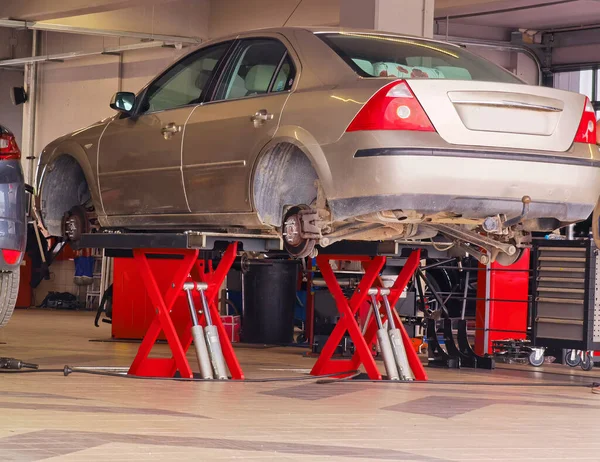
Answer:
435 0 600 31
0 0 176 21
3 0 600 33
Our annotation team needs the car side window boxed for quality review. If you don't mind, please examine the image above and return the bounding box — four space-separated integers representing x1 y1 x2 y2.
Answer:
140 42 230 114
271 55 295 93
214 39 295 101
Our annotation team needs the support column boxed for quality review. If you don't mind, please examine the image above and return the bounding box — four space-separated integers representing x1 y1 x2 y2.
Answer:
21 30 38 187
340 0 434 38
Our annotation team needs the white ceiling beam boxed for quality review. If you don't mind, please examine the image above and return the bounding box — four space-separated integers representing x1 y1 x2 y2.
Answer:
0 19 201 45
434 0 573 20
0 0 170 21
0 41 169 67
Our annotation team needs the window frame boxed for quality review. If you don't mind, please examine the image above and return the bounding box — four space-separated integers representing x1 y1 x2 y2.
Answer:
132 40 236 117
206 36 297 104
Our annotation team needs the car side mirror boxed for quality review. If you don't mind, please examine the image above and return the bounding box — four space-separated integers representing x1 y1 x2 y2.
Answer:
110 92 136 114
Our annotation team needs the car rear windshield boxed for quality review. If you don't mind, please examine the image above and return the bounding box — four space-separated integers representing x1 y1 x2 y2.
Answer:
317 32 522 83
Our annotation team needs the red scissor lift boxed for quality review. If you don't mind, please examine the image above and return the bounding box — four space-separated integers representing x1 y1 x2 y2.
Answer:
78 232 428 381
310 250 428 381
127 243 243 379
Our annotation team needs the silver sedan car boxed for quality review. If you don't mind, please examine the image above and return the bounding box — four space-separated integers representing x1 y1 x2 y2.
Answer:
35 27 600 263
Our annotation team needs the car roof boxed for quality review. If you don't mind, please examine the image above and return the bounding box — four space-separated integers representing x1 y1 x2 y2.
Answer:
213 26 462 49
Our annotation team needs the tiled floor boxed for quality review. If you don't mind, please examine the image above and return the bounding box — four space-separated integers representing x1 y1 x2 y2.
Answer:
1 309 600 461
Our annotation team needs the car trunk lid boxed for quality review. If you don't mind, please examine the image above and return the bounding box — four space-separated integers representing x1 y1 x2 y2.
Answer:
406 80 586 152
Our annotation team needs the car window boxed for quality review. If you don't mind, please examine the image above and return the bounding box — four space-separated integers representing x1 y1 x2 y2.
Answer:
214 39 292 101
317 32 522 84
271 55 295 93
141 42 230 113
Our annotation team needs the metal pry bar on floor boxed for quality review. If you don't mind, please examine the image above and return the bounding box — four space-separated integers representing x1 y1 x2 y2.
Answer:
183 282 213 380
0 357 39 370
369 293 400 380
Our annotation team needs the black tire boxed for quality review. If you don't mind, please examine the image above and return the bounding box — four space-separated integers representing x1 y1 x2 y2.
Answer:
581 353 594 371
0 270 19 328
565 349 581 367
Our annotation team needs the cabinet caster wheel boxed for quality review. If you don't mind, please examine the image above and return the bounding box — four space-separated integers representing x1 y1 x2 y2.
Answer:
581 353 594 371
529 349 544 367
565 349 581 367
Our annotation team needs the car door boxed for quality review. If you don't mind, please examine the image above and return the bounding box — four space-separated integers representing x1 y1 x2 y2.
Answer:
98 42 231 218
182 36 297 214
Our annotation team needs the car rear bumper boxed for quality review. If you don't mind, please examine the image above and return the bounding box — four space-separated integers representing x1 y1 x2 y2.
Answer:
0 160 27 271
325 144 600 223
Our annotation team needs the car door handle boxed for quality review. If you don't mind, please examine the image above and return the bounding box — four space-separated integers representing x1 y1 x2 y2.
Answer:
161 123 182 139
250 109 274 127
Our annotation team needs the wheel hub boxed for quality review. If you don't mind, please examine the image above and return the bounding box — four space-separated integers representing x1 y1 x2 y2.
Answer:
283 214 303 247
62 206 89 242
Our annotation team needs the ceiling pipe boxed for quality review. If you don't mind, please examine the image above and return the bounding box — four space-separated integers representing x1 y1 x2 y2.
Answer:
0 41 169 67
544 23 600 33
0 19 201 45
434 0 578 21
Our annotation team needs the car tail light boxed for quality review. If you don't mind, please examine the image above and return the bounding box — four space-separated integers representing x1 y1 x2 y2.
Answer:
574 97 597 144
346 80 435 133
1 249 21 265
0 133 20 160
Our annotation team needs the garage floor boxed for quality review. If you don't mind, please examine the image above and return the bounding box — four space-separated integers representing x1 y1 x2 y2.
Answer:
1 310 599 461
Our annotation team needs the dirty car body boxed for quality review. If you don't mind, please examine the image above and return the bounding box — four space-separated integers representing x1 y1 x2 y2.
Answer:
0 125 26 328
35 27 600 262
0 125 26 272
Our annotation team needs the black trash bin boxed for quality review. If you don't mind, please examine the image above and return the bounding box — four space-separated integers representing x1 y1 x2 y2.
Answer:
241 260 299 344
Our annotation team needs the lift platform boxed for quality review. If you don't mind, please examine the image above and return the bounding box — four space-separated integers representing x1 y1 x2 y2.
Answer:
310 250 428 381
73 231 267 379
75 231 436 381
73 230 283 253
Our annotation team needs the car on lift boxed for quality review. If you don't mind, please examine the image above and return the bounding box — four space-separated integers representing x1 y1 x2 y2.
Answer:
34 27 600 263
0 125 27 327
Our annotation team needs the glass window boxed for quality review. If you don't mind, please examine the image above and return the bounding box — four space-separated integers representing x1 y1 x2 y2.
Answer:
271 55 295 93
141 42 230 113
318 32 523 84
214 39 291 101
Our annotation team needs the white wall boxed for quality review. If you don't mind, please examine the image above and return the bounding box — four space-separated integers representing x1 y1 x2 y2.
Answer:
0 28 33 148
0 70 25 147
209 0 340 38
42 0 209 39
